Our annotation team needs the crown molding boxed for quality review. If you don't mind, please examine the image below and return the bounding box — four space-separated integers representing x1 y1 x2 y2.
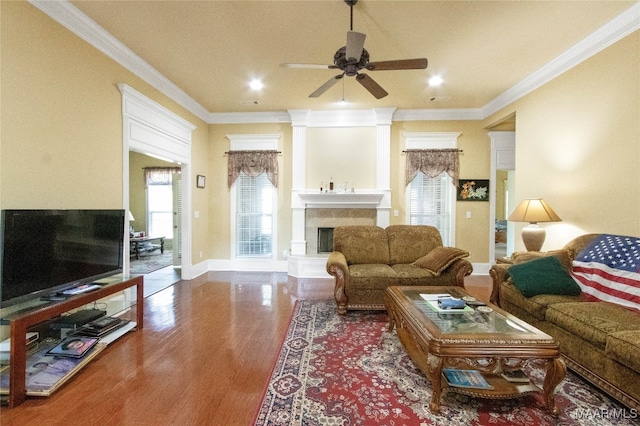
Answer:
31 0 639 126
394 108 484 121
208 111 291 124
29 0 210 123
481 2 640 118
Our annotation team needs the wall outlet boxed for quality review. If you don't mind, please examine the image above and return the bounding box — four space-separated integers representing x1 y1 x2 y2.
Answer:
199 250 203 259
282 249 289 258
466 211 472 219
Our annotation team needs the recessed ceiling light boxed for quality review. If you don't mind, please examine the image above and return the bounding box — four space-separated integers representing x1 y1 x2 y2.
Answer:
428 76 443 87
249 79 264 90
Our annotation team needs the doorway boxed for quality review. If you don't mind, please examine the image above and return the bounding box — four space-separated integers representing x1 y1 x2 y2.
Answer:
119 84 195 281
489 130 515 263
128 153 182 295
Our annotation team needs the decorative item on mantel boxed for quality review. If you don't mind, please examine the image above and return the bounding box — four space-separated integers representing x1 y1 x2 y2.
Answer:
320 179 355 193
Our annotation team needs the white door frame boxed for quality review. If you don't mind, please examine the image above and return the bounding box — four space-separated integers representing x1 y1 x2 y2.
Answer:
489 131 515 263
119 84 196 279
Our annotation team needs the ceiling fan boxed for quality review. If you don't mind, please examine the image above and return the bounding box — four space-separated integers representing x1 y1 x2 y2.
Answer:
281 0 428 99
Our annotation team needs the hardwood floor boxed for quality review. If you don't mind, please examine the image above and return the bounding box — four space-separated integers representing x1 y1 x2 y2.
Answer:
0 271 491 425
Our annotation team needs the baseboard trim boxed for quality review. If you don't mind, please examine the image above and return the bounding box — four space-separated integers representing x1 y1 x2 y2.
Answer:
198 258 490 279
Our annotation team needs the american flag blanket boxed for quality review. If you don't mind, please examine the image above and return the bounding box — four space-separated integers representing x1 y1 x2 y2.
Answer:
572 234 640 312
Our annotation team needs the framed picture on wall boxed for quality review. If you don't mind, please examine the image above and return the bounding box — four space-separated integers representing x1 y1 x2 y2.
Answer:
457 179 489 201
196 175 206 188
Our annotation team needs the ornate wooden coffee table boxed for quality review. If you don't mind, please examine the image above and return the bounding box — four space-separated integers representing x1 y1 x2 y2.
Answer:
385 286 566 415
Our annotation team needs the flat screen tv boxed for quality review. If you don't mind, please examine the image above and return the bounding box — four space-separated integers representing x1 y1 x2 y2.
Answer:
0 209 125 308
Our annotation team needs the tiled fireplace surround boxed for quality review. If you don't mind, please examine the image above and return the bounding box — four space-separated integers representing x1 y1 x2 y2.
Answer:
306 208 377 255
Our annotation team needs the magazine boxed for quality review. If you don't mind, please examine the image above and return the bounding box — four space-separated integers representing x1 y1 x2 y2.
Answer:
46 336 99 358
0 338 106 396
501 369 530 383
442 368 493 389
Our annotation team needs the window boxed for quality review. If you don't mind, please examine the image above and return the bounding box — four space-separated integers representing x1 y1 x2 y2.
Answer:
145 168 180 239
409 172 455 245
147 184 174 238
404 132 460 246
235 172 274 257
227 134 280 259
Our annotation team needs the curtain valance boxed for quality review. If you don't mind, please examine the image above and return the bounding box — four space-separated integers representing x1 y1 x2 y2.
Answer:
405 149 460 187
227 150 279 188
144 167 181 186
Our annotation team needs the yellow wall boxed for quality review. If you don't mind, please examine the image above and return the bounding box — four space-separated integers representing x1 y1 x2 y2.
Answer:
2 1 638 269
128 152 177 234
495 170 509 220
0 1 210 264
306 127 377 190
484 31 640 250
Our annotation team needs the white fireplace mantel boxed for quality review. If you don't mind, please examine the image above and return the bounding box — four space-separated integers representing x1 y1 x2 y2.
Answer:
297 191 384 209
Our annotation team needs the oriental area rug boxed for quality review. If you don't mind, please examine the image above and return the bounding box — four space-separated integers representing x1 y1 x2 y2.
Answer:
254 300 637 426
130 250 173 275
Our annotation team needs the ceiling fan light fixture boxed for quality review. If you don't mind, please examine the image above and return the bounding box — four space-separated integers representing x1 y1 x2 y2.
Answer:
429 76 443 86
249 79 264 90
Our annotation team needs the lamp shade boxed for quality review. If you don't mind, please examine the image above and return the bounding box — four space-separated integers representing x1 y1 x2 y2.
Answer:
128 211 135 221
508 199 561 223
508 199 561 251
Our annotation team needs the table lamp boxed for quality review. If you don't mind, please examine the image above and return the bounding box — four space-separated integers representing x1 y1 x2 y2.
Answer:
128 211 135 234
508 199 561 251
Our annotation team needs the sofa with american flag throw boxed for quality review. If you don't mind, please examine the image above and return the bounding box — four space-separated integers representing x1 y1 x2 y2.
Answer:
490 233 640 411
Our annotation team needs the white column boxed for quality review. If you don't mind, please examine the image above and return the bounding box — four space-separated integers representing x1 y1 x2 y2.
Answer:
289 110 310 255
374 108 395 227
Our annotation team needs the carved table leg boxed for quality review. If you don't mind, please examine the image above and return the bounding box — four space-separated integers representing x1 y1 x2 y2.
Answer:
426 353 444 414
386 307 396 332
542 357 566 416
384 295 397 332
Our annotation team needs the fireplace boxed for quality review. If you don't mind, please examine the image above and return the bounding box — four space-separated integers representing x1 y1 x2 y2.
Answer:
317 227 334 253
290 191 388 260
305 208 376 255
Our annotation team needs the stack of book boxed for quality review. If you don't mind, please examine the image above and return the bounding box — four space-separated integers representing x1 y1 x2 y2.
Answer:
420 294 474 314
442 368 493 389
71 316 130 338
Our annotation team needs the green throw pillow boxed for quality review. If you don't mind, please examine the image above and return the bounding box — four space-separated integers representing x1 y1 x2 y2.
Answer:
508 255 581 298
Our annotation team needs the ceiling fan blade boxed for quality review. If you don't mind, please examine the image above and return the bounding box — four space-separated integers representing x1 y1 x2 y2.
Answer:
346 31 366 62
356 74 388 99
281 63 335 70
366 58 428 71
309 74 344 98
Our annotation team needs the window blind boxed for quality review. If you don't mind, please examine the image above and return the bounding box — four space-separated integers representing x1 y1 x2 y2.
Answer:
236 172 273 256
409 172 454 246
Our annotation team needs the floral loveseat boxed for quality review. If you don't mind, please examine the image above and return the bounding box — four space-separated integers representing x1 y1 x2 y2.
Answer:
326 225 473 315
490 234 640 410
